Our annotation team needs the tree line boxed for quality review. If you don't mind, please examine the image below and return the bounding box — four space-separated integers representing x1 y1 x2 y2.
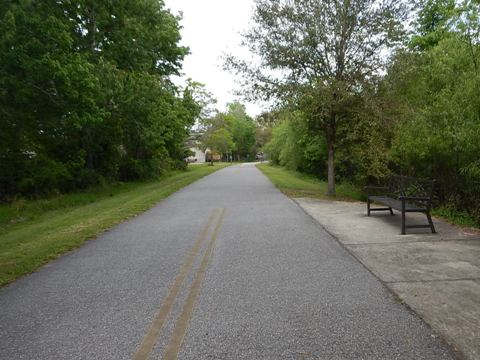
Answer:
228 0 480 223
199 102 266 162
0 0 202 199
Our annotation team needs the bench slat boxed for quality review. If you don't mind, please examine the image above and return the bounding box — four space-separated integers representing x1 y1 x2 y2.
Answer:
368 196 424 212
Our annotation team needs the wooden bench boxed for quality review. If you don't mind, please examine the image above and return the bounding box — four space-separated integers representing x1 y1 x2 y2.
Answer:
365 175 436 235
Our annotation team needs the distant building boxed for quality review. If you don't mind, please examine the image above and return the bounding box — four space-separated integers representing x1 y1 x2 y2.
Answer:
185 131 224 163
187 147 206 163
185 131 207 163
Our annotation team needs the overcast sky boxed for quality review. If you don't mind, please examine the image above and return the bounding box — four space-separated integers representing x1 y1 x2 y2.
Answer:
164 0 262 117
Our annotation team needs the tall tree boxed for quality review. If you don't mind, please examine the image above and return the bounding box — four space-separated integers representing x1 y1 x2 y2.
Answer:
0 0 199 198
200 102 256 161
204 128 234 158
225 102 256 161
226 0 407 195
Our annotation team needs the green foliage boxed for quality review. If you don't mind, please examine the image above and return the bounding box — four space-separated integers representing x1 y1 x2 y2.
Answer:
334 93 393 184
264 97 391 184
387 14 480 220
261 0 480 225
411 0 456 50
227 103 256 159
204 128 234 156
201 101 257 161
0 0 202 199
264 111 327 176
433 204 480 229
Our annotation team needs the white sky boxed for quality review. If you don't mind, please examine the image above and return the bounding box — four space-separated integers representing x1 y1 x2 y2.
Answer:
164 0 263 117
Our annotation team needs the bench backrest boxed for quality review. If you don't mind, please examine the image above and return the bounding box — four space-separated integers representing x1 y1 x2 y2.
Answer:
388 175 435 201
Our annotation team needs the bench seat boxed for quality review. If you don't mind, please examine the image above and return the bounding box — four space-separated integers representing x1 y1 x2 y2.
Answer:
368 196 425 212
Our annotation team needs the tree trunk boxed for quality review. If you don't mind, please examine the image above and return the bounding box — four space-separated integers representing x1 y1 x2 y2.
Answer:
327 138 335 196
325 100 338 197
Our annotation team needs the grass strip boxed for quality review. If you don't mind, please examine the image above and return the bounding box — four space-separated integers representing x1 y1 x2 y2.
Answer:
256 163 363 201
433 206 480 229
0 163 230 287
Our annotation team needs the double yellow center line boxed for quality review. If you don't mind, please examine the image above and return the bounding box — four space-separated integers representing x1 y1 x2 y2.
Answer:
134 208 226 360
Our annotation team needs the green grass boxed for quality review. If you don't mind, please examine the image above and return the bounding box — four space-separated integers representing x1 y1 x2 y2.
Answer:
433 205 480 229
0 163 230 287
257 163 480 230
256 163 363 201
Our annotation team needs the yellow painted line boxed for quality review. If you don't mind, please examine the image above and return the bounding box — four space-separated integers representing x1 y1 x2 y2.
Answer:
133 209 220 360
162 208 226 360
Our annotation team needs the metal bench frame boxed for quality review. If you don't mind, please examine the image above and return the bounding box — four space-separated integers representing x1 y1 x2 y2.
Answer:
365 175 436 235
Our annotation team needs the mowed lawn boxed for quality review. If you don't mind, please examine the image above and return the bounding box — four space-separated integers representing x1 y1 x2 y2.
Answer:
0 163 230 287
256 163 363 201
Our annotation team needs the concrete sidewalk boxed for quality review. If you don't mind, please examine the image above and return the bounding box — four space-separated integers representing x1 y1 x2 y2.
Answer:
296 198 480 360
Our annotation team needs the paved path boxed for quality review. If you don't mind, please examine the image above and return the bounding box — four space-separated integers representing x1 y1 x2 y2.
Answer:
0 164 455 359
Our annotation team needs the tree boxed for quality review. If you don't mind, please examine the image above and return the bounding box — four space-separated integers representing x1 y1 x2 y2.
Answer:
263 109 327 175
200 101 256 162
0 0 201 198
204 128 234 158
0 1 104 195
410 0 456 50
225 102 256 161
226 0 407 195
383 0 480 219
185 80 217 124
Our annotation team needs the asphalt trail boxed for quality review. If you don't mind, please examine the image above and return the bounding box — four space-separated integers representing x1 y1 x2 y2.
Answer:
0 164 455 359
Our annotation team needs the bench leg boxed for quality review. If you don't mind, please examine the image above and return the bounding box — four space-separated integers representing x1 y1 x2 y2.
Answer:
426 212 436 233
401 200 406 235
389 207 394 215
367 199 371 216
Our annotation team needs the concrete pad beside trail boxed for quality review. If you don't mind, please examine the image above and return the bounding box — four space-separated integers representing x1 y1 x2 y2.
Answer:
390 280 480 360
296 197 480 360
348 240 480 282
297 198 480 245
